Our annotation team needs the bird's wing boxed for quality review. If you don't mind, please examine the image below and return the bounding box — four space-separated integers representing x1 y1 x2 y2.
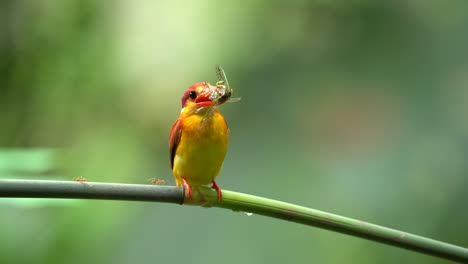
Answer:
169 118 182 169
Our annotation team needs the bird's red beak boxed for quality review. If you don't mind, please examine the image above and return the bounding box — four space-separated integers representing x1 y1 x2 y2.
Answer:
194 83 231 107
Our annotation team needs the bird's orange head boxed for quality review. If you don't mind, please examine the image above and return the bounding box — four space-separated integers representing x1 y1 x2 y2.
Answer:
181 82 231 109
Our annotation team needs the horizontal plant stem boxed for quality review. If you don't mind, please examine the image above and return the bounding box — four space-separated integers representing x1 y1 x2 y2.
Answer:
0 179 467 263
0 179 184 204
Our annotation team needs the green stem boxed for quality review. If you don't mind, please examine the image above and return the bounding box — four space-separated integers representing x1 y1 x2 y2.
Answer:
1 179 467 262
186 186 468 262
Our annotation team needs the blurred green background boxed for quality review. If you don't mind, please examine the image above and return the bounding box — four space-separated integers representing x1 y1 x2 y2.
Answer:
1 1 468 263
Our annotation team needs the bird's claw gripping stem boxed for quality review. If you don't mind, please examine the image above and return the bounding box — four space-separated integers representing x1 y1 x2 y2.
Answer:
181 178 222 203
181 177 192 199
211 180 222 202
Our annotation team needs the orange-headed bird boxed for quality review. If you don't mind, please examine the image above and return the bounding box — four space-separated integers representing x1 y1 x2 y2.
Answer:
169 81 231 202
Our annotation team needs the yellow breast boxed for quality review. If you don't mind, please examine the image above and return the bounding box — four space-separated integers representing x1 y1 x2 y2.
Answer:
173 109 229 186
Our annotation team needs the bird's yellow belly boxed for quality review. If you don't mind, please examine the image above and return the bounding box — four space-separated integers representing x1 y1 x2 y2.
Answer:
173 113 228 186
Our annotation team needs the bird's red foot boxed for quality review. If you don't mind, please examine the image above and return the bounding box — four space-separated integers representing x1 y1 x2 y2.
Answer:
181 177 192 199
211 180 222 202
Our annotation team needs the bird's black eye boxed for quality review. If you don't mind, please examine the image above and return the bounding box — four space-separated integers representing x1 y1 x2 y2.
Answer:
188 91 197 100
